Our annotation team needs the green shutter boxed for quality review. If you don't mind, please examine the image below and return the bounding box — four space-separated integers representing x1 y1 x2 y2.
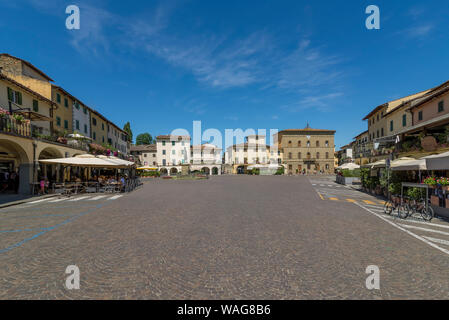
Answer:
17 92 22 105
33 100 39 112
7 87 13 101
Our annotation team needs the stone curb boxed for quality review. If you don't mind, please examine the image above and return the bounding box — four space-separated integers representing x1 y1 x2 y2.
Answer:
0 194 58 209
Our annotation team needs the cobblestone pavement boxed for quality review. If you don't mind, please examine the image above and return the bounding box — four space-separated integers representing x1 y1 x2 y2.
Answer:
1 176 449 299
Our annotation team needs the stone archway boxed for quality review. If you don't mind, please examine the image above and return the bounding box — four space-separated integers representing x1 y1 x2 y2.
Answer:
0 138 33 195
212 167 219 175
160 168 168 176
170 168 178 175
38 147 64 184
201 167 210 175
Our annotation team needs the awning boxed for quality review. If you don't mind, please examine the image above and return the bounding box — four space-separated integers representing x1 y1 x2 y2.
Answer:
337 163 360 170
391 159 427 171
97 155 135 167
364 159 386 169
39 154 125 168
421 151 449 170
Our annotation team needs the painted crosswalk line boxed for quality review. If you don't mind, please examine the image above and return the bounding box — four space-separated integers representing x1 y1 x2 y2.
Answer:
48 198 68 203
423 236 449 246
346 199 357 203
29 198 51 204
89 196 107 201
68 196 91 202
398 224 449 237
107 195 123 200
383 216 449 230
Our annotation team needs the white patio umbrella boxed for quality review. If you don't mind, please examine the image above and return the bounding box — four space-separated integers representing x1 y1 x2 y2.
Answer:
337 163 360 170
67 133 92 140
421 151 449 170
39 154 121 168
367 159 386 169
391 159 427 171
97 155 135 167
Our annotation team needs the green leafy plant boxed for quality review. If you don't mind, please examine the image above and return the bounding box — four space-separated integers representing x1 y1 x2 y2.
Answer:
423 176 437 186
341 169 360 178
436 177 449 186
275 166 285 175
388 182 401 196
407 187 424 201
12 114 25 124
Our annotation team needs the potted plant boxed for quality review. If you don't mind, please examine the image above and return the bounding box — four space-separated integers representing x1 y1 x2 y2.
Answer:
423 176 437 189
437 177 449 191
0 107 10 119
12 114 25 124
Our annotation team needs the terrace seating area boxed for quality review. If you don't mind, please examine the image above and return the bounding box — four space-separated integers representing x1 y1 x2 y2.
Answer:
47 177 141 196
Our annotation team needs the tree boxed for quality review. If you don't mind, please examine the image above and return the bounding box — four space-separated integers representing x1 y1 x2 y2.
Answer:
136 133 153 145
123 122 133 143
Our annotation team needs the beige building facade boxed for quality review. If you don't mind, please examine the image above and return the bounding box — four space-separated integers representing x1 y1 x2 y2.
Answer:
276 127 336 175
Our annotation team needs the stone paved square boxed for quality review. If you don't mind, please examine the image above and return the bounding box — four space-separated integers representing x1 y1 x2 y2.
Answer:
1 176 449 299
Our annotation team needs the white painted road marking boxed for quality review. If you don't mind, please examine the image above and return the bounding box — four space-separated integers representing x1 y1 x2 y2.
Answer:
382 214 449 230
68 196 91 201
89 196 107 201
423 236 449 246
398 224 449 237
48 198 67 203
355 202 449 256
29 198 51 204
107 195 123 200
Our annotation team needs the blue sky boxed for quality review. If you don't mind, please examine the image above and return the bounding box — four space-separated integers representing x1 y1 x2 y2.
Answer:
1 0 449 149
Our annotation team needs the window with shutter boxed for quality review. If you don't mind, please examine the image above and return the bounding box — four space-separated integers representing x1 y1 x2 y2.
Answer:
7 87 13 101
17 92 22 105
33 100 39 112
438 101 444 113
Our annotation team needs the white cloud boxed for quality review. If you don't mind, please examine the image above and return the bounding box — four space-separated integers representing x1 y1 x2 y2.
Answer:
281 92 344 113
402 24 434 39
23 1 348 112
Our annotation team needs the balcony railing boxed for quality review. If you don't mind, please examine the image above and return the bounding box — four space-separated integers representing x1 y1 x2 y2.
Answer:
0 115 31 137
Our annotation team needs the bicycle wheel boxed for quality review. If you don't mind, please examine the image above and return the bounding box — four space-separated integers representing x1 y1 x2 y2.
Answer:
384 201 394 215
421 206 434 222
398 203 409 219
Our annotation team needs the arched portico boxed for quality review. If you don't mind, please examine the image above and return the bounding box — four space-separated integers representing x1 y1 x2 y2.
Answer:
0 137 33 195
38 147 64 184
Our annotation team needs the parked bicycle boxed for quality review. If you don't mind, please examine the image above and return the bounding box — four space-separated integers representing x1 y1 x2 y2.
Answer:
404 197 434 222
383 196 409 219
